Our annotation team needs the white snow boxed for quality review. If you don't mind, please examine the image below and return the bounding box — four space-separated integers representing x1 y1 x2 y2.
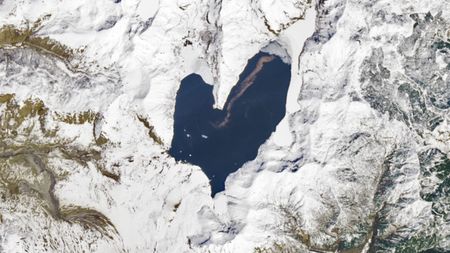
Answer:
0 0 318 251
1 0 448 252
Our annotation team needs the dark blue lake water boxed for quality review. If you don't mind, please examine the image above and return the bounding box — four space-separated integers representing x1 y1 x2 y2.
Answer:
169 52 291 195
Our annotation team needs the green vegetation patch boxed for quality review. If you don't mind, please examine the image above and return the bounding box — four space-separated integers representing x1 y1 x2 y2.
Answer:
433 39 450 50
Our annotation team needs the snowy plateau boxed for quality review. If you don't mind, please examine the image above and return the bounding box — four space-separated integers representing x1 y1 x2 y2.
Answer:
0 0 449 252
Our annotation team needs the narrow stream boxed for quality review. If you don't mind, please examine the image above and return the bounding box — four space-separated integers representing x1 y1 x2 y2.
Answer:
169 52 291 195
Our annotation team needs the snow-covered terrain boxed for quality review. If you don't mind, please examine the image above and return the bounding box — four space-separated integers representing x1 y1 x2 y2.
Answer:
0 0 449 252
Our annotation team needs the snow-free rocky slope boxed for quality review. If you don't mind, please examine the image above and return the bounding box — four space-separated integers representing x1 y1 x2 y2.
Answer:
0 0 449 252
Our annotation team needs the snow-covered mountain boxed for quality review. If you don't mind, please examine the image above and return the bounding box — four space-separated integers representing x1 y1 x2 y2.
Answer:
0 0 449 252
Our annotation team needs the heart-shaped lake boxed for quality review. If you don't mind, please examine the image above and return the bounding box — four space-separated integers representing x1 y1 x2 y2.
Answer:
169 52 291 196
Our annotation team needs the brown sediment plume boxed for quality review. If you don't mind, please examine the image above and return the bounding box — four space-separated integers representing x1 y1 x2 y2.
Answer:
215 55 275 128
